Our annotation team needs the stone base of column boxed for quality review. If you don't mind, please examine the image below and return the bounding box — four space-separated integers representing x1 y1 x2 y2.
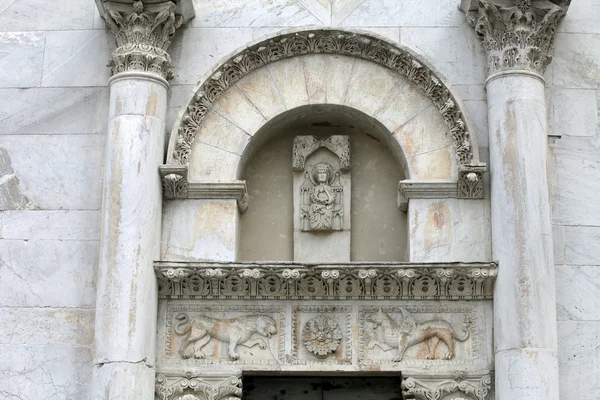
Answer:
495 348 559 400
92 362 156 400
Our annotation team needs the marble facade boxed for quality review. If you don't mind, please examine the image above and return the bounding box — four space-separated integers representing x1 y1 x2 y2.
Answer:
0 1 598 400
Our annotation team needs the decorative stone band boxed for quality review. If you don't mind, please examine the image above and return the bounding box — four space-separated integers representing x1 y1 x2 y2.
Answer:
168 29 478 167
398 164 486 206
155 372 242 400
154 261 498 300
159 165 249 211
98 0 194 80
402 372 493 400
460 0 570 76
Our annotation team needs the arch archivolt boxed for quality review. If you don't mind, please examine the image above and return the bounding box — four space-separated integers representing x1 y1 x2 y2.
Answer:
161 29 485 202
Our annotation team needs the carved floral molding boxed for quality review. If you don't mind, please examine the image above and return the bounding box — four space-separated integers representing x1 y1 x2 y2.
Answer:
402 373 492 400
462 0 570 76
168 29 478 167
155 373 242 400
99 0 191 79
154 261 497 300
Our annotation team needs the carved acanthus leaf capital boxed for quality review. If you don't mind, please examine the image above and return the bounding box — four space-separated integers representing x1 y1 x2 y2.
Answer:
461 0 570 76
100 0 191 79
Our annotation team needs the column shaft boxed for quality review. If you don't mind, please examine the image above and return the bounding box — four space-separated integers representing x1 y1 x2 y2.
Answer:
487 72 558 399
92 75 168 399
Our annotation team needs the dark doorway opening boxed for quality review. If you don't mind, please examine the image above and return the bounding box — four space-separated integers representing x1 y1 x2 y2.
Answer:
242 375 404 400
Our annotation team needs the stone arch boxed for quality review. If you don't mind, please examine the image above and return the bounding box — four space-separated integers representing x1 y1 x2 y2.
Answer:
165 28 481 180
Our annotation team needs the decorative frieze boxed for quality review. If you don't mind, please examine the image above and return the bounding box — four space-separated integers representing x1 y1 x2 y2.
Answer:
155 373 242 400
461 0 570 76
170 29 476 167
154 261 497 300
402 372 492 400
99 0 192 79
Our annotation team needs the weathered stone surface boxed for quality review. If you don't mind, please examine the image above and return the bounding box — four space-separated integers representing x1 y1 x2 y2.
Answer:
549 88 598 137
0 239 98 308
0 87 109 135
0 345 92 400
556 265 600 321
0 32 45 88
0 0 94 31
344 58 400 117
268 57 309 111
42 30 114 87
0 134 104 210
558 321 600 400
92 361 155 400
0 210 100 241
0 308 94 346
554 33 600 89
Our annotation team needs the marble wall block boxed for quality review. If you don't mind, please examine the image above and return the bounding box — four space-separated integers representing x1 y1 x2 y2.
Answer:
0 0 95 31
0 239 98 308
557 0 600 34
42 30 114 87
0 32 44 88
558 321 600 400
0 210 100 241
554 33 600 89
556 265 600 321
0 87 109 135
549 88 598 137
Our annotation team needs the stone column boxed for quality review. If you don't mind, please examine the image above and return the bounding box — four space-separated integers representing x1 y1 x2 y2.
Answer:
92 1 191 399
460 1 569 399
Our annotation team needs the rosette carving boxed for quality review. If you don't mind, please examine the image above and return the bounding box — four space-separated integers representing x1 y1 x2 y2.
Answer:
302 316 343 357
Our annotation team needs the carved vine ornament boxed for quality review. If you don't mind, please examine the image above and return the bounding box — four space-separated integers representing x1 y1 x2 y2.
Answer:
155 262 497 300
464 0 570 76
168 29 478 168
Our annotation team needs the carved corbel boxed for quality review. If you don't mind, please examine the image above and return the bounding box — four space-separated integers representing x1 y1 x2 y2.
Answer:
402 372 493 400
97 0 194 79
460 0 570 76
458 164 486 199
155 372 242 400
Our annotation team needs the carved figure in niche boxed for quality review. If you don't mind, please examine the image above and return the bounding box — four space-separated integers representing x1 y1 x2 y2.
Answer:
300 162 343 231
174 313 277 360
365 309 471 362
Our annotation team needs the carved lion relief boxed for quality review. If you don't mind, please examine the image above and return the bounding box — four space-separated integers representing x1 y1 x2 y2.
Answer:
359 306 479 367
164 305 284 365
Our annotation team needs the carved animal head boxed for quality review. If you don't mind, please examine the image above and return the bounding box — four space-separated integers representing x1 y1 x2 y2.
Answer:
256 316 278 337
365 309 391 327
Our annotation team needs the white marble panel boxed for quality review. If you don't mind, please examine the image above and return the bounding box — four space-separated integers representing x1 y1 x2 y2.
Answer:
393 105 452 159
550 136 600 226
42 30 114 87
301 54 328 104
212 85 268 136
558 0 600 34
344 58 399 117
161 199 238 261
409 198 491 262
375 78 432 134
0 32 44 88
549 88 597 137
0 345 92 400
195 110 250 155
556 265 600 321
554 33 600 89
400 26 486 85
334 0 463 27
462 100 489 148
166 84 195 135
268 57 309 110
558 321 600 400
299 0 331 25
0 239 98 308
0 134 104 210
190 0 321 27
0 0 94 31
325 55 355 105
170 27 253 85
451 84 486 101
0 87 109 134
0 308 94 346
235 66 287 120
189 142 240 181
0 210 100 240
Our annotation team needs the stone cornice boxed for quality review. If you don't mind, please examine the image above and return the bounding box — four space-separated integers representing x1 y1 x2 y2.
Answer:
98 0 194 80
461 0 570 76
154 261 498 300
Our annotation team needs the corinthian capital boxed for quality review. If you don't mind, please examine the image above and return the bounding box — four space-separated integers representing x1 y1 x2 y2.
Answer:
460 0 570 76
97 0 194 80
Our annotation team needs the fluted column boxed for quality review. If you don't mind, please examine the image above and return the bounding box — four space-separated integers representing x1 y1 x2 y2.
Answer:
461 1 569 399
92 1 192 399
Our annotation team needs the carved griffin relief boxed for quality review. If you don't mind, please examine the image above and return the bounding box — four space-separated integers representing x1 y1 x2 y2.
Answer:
365 309 471 362
174 313 277 360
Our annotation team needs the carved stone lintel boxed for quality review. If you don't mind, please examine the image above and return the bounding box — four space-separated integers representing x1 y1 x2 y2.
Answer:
461 0 570 76
458 164 486 199
154 261 498 300
99 0 193 79
155 373 242 400
402 373 492 400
